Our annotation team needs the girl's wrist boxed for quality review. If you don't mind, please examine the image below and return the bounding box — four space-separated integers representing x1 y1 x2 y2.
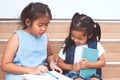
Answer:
50 61 57 65
27 67 35 74
71 64 73 71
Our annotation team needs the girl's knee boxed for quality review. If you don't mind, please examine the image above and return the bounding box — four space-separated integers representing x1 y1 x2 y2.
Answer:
90 77 99 80
74 78 84 80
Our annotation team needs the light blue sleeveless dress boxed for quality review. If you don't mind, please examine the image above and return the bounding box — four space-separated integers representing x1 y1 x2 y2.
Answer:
6 30 48 80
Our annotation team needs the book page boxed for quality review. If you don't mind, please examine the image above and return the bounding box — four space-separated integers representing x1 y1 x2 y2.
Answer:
22 71 73 80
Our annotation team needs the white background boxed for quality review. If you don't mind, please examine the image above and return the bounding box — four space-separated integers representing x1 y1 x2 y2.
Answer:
0 0 120 20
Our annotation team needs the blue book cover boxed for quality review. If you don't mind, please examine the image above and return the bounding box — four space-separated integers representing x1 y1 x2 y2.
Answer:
80 47 98 78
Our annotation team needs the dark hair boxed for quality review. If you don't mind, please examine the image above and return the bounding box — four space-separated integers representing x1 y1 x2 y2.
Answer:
63 12 101 52
20 2 52 29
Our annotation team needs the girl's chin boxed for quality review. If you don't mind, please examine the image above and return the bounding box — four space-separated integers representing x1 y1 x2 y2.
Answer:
35 34 43 38
37 35 43 37
37 33 44 37
75 43 81 46
75 43 85 46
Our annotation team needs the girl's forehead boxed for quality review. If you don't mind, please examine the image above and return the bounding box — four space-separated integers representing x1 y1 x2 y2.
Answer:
72 30 84 35
35 17 50 23
71 30 86 37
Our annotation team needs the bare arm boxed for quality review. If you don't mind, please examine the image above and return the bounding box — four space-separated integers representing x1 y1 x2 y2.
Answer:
1 34 33 74
47 41 62 73
57 57 73 71
1 33 48 74
46 41 54 62
80 54 106 69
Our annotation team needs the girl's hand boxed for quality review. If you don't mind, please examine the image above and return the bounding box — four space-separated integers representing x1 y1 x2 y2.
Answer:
50 61 63 73
72 62 81 72
79 59 89 69
31 65 48 75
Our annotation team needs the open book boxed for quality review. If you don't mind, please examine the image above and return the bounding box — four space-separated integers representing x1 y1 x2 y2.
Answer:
22 71 73 80
80 47 98 78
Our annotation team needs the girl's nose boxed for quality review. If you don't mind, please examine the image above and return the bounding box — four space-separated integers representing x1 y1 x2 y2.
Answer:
41 26 46 31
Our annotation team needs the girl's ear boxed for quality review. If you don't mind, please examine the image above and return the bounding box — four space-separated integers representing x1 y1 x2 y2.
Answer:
25 18 31 27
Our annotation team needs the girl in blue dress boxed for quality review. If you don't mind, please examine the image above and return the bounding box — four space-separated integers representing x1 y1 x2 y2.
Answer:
1 2 62 80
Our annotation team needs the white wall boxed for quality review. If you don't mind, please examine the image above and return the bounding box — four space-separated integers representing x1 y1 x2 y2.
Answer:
0 0 120 20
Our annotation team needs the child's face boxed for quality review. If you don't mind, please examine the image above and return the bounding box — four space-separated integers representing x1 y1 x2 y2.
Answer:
26 16 50 37
71 30 88 46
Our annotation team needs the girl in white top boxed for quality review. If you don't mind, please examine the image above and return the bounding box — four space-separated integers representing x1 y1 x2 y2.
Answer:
57 12 106 80
59 42 105 64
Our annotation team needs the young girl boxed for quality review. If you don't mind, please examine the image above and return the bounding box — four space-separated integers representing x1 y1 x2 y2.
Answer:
1 2 62 80
57 13 106 80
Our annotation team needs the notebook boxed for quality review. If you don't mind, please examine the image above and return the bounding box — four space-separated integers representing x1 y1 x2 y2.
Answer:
80 47 99 78
22 71 73 80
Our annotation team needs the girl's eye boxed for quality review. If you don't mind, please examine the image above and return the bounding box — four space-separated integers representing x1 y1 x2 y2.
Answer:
44 22 49 26
38 24 43 27
38 22 49 27
71 36 83 41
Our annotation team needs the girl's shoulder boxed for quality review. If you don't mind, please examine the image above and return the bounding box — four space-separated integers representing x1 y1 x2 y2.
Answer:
97 42 103 48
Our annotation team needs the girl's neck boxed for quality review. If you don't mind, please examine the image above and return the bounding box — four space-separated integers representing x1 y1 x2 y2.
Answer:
23 28 32 35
